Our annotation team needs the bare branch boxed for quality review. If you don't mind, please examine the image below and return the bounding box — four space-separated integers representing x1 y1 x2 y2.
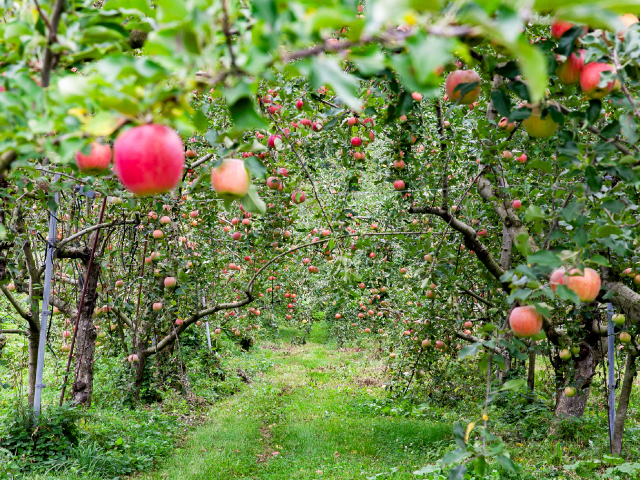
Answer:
57 220 137 249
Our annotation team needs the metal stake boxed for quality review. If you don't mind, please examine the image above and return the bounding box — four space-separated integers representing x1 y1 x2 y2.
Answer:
33 187 59 418
203 296 212 352
607 303 616 452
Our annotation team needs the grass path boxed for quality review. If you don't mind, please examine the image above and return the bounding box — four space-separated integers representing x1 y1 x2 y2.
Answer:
138 334 451 480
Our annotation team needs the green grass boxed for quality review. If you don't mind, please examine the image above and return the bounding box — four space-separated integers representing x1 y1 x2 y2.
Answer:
137 325 451 480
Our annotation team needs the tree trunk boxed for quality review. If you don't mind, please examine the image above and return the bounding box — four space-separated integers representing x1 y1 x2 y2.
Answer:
527 349 536 391
134 352 148 401
554 341 600 418
612 353 638 455
70 259 100 407
27 330 39 407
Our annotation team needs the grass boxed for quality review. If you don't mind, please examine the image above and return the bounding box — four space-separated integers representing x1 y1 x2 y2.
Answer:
137 324 452 480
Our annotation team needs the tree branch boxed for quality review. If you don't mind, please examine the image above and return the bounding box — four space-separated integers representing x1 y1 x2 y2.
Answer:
57 220 137 249
0 285 33 323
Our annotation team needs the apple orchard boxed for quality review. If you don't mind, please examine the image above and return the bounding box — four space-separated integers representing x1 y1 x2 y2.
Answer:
2 0 640 476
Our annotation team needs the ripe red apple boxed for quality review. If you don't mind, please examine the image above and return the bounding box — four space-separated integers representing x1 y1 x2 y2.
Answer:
211 158 251 200
153 302 162 311
445 70 481 105
501 151 513 159
512 199 522 209
152 230 163 239
267 176 282 190
347 117 359 126
351 137 362 147
421 339 431 347
75 142 112 174
115 280 124 288
160 215 171 224
509 305 543 338
267 134 282 149
185 149 197 158
563 267 601 302
400 267 407 274
335 313 341 319
291 191 306 204
175 318 183 326
556 50 585 85
232 232 242 241
497 117 516 132
516 153 527 163
550 19 574 39
550 267 565 293
478 229 487 237
312 122 323 132
522 107 559 138
425 289 435 299
164 277 177 288
464 321 473 328
114 124 184 196
393 159 405 169
580 63 616 99
411 92 422 101
7 283 16 291
296 99 304 110
393 180 405 190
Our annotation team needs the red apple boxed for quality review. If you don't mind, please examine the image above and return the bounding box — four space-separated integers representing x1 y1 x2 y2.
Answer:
291 191 306 204
425 289 435 299
501 151 513 159
393 159 405 169
296 99 304 110
512 199 522 209
211 158 251 200
497 117 516 132
347 117 359 126
556 50 585 85
153 302 162 311
393 180 405 190
164 277 176 288
351 137 362 147
509 305 543 337
115 280 124 288
114 124 184 196
563 267 601 302
152 230 163 239
516 153 527 163
550 19 574 39
267 134 282 149
75 142 112 174
160 215 171 224
411 92 422 101
580 63 616 99
445 70 481 105
266 176 282 190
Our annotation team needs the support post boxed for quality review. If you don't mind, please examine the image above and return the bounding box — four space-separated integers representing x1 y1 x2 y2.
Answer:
33 188 59 418
607 302 616 452
203 296 212 352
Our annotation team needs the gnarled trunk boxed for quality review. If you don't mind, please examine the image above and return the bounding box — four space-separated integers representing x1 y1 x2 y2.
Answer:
554 341 600 418
612 352 638 454
70 259 100 407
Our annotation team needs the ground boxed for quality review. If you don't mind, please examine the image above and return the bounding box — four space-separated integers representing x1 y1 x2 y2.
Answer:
136 328 451 480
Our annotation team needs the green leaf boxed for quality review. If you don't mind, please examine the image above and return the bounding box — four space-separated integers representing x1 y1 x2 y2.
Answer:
498 378 525 392
527 250 562 268
413 465 440 475
524 205 544 222
228 97 268 132
496 454 517 473
442 449 470 466
244 157 267 180
491 90 512 117
240 185 266 214
458 343 480 359
513 37 547 104
602 199 626 214
507 288 532 303
447 464 467 480
527 159 553 173
311 57 362 111
156 0 188 22
82 112 122 136
586 255 610 266
105 0 153 16
620 112 639 145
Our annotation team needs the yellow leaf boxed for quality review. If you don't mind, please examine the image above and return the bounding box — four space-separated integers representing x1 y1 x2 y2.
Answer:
464 422 475 443
82 112 122 137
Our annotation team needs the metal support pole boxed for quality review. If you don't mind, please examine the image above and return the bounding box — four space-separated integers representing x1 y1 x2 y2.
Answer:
203 296 212 352
607 302 616 452
33 188 59 418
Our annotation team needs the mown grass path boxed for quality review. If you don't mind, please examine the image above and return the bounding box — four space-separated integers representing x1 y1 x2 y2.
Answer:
138 336 451 480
